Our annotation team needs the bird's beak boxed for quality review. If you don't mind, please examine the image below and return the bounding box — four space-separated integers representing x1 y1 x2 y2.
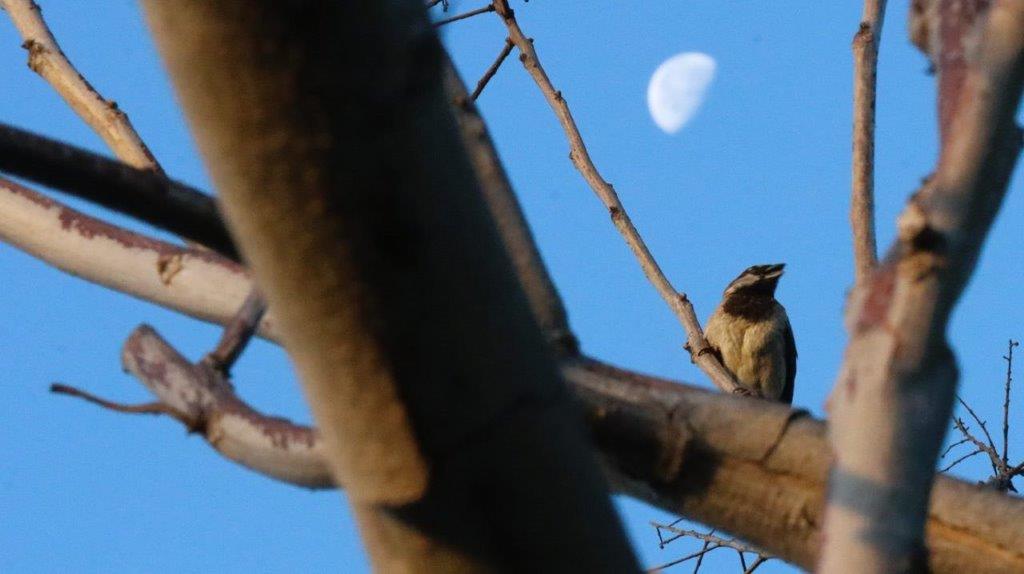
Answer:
764 263 785 278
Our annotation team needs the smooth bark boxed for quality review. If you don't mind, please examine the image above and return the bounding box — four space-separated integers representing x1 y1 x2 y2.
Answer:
140 1 638 571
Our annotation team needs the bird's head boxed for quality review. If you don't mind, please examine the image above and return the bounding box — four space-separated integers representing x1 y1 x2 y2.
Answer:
723 263 785 298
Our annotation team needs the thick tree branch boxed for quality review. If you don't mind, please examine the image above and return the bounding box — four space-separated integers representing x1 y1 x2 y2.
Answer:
822 1 1024 571
0 176 270 335
65 330 1024 572
141 1 638 571
851 0 887 284
443 61 577 355
7 163 1024 570
0 123 235 257
0 0 161 172
491 0 743 396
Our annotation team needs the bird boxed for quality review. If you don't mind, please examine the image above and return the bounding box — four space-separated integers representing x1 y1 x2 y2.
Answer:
703 263 796 404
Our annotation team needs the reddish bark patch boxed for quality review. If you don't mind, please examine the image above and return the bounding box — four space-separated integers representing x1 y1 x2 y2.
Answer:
856 264 897 333
219 394 319 450
937 0 992 149
1 175 244 273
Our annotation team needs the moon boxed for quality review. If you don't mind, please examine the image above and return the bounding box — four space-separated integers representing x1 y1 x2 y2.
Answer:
647 52 716 134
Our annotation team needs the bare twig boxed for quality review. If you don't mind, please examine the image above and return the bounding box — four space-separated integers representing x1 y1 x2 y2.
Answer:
742 556 770 574
470 38 513 101
492 0 742 395
202 288 267 375
940 435 972 458
651 523 770 556
850 0 887 284
1002 339 1017 466
691 538 712 573
434 4 494 27
0 123 236 258
0 0 162 172
952 417 1001 474
648 522 774 573
51 383 185 419
646 544 720 573
958 395 1001 458
940 447 984 473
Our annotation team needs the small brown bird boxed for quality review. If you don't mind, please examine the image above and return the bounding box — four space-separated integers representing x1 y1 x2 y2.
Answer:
703 263 796 403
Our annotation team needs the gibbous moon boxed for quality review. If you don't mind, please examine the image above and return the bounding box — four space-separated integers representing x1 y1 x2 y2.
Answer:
647 52 716 134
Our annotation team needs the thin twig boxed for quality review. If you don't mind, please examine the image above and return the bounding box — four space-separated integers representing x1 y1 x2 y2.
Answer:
940 435 972 458
0 0 162 172
850 0 887 284
646 545 721 573
1002 340 1017 467
957 395 1001 459
743 556 770 574
691 538 712 573
0 123 236 259
434 4 494 27
470 38 514 101
953 416 1001 475
51 383 184 419
650 523 769 555
1009 460 1024 478
940 447 984 473
492 0 741 395
202 288 267 375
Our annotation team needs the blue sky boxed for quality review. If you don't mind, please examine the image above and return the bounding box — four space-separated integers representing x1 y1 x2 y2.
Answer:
2 1 1021 572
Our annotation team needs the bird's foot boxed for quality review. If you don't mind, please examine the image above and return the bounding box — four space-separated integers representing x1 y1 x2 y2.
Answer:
731 387 757 398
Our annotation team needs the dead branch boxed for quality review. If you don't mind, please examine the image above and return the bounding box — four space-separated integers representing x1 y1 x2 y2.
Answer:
850 0 887 284
0 0 161 171
491 0 742 396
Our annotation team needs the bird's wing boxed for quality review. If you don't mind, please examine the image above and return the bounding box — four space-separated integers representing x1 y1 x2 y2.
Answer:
780 317 797 404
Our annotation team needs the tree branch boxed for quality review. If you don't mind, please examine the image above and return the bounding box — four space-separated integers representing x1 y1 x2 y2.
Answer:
821 1 1024 571
491 0 742 396
0 176 269 335
141 1 638 570
61 327 1024 572
850 0 887 284
0 123 235 257
0 0 162 171
202 288 266 375
443 59 577 355
433 4 494 27
469 37 513 101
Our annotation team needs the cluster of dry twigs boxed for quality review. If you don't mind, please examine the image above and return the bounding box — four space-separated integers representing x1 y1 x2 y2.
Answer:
942 340 1023 492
